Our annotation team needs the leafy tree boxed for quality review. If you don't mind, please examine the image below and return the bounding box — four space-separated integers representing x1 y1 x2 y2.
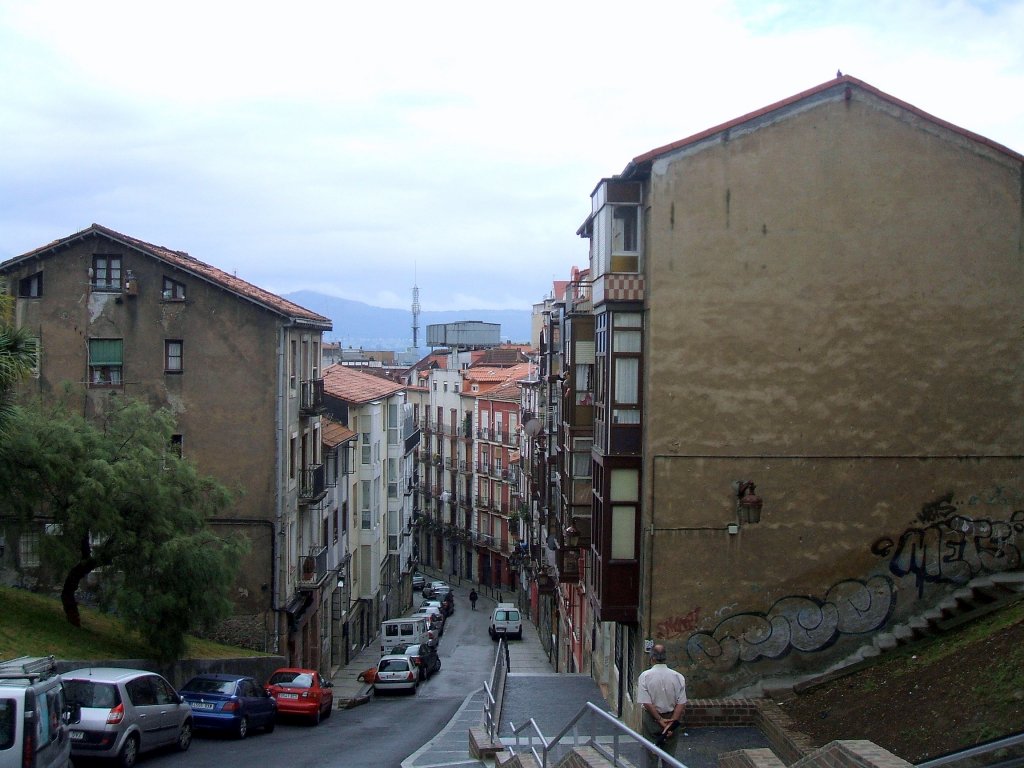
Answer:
0 393 246 661
0 282 38 435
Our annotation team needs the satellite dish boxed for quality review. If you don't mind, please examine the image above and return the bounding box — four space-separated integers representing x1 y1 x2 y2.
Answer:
523 418 543 437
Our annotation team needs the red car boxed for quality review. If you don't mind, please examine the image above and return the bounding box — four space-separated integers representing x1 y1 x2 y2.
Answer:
265 668 334 725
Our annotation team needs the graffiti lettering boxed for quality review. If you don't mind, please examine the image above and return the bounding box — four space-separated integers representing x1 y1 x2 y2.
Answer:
685 576 895 672
874 511 1023 597
657 607 702 639
918 492 958 523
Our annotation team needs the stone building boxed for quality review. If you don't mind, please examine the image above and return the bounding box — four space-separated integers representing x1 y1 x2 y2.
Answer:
555 75 1024 716
0 224 334 668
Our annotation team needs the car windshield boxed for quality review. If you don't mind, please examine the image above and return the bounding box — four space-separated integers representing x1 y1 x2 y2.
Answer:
378 659 409 672
64 680 120 708
182 678 235 695
268 672 313 688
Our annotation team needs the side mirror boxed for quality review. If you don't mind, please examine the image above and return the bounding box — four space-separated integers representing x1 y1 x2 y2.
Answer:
324 680 333 688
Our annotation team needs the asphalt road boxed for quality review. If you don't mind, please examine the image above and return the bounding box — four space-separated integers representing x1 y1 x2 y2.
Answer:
128 595 495 768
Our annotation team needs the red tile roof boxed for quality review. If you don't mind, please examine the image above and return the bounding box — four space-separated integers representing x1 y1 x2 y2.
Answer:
9 224 331 329
321 418 357 448
322 363 405 403
626 75 1023 174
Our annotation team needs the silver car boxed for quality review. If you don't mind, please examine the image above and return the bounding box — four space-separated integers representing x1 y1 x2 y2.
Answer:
63 668 192 768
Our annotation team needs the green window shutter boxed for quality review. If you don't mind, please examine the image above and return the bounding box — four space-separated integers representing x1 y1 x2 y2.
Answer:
89 339 123 365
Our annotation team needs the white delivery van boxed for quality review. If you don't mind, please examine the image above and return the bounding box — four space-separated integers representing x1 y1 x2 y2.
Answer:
380 617 430 655
0 656 72 768
488 603 523 640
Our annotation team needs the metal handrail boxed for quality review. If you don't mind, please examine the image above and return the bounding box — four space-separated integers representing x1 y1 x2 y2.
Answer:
508 701 687 768
916 730 1024 768
482 638 510 741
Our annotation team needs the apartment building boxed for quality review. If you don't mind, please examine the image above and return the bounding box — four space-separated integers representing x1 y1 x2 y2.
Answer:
529 76 1024 719
0 224 334 668
321 363 417 655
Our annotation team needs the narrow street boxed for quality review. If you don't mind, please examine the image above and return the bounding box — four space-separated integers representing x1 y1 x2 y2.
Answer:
137 591 496 768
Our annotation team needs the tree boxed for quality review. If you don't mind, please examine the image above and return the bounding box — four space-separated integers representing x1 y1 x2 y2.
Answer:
0 393 246 661
0 282 38 435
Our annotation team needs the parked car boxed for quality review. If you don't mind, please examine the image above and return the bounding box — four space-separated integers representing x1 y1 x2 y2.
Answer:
63 667 192 768
420 599 447 619
392 643 441 681
413 607 444 637
179 674 276 739
372 656 418 695
0 656 71 768
423 581 447 599
412 573 425 591
265 668 333 725
488 603 523 640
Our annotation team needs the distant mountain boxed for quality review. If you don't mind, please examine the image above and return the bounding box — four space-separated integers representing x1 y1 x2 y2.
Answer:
283 291 532 352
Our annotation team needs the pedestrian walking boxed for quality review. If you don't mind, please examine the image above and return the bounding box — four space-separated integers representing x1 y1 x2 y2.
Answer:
637 644 687 767
469 589 478 610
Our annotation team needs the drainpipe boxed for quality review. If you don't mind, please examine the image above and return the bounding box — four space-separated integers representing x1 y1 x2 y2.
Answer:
272 325 289 655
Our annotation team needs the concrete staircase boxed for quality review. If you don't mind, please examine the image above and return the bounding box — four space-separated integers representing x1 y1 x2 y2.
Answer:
740 570 1024 698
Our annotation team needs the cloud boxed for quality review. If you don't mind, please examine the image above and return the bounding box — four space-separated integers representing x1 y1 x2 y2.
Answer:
1 0 1022 308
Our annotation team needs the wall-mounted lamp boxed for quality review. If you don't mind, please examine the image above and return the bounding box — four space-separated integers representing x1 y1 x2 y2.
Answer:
736 480 763 523
727 523 740 535
564 526 580 548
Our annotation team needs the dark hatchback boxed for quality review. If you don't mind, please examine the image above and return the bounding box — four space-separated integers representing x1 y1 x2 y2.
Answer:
179 674 276 739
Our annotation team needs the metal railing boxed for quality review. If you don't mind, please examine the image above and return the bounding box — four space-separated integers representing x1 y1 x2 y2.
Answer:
916 730 1024 768
483 638 510 741
507 701 687 768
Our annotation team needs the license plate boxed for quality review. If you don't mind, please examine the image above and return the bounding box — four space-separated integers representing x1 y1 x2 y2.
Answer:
70 731 84 741
279 692 298 699
190 702 215 710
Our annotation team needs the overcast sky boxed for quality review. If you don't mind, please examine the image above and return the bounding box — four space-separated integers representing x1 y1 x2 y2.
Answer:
2 0 1022 311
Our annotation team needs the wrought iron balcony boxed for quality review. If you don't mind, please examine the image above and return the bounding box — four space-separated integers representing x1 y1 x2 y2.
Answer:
298 545 329 589
299 378 325 415
298 463 327 504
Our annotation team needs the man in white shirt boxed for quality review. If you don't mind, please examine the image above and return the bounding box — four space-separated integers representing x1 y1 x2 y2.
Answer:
636 644 687 767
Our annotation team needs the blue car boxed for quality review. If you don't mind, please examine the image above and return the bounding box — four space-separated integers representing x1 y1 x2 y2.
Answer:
180 674 277 739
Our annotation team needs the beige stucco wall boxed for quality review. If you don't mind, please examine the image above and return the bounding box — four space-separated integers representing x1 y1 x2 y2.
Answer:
639 92 1024 695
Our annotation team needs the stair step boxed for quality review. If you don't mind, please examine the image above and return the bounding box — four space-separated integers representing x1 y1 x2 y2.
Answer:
874 633 898 650
893 625 915 641
989 571 1024 589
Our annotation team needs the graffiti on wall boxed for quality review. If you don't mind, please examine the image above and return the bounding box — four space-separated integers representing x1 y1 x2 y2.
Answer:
685 575 895 671
657 607 702 639
872 508 1024 598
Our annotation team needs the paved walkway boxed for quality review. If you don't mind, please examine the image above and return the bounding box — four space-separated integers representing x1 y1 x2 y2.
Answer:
329 581 770 768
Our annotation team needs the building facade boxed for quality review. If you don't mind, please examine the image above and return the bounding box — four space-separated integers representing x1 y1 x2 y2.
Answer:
531 76 1024 721
0 224 335 669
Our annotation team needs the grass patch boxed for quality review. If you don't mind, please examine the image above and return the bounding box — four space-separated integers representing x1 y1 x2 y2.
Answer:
0 585 267 661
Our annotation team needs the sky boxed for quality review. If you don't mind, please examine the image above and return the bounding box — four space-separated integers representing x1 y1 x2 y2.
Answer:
1 0 1022 311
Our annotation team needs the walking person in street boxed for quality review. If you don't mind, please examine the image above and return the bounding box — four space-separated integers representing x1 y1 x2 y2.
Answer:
637 644 687 767
469 589 478 610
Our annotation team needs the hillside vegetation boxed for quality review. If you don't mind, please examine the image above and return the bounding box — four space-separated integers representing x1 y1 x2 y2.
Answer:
0 585 265 661
778 598 1024 763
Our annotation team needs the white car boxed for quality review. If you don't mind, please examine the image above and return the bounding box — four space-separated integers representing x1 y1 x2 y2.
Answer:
373 655 419 695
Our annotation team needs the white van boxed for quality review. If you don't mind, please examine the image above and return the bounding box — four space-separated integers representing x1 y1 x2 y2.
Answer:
0 656 71 768
488 603 523 640
380 617 430 655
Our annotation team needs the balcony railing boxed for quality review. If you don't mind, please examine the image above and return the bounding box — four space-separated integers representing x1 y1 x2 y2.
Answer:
298 463 327 504
298 545 329 589
299 378 325 415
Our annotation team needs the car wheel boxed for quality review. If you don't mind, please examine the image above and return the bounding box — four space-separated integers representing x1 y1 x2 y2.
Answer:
264 716 276 734
118 735 139 768
513 631 523 640
176 720 193 752
410 682 418 696
311 707 321 726
236 716 249 739
323 701 332 719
